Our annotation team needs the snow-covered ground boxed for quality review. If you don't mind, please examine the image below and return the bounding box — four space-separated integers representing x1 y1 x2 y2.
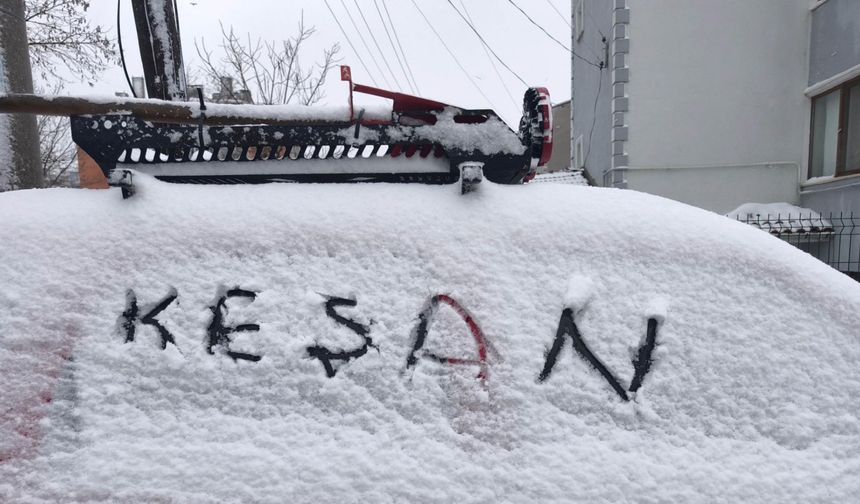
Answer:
1 177 859 503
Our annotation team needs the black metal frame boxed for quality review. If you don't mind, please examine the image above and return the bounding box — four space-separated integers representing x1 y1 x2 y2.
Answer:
736 212 860 280
70 113 532 186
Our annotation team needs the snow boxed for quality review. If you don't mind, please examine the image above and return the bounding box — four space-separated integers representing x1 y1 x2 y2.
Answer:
727 202 833 233
386 109 525 156
146 0 184 100
0 48 12 190
73 94 393 123
529 170 589 185
1 177 859 502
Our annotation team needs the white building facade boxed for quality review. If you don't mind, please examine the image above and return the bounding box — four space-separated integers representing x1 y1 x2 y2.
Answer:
572 0 860 216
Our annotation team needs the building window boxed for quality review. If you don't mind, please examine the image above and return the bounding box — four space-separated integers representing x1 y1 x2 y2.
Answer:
574 135 584 169
575 0 585 41
809 77 860 179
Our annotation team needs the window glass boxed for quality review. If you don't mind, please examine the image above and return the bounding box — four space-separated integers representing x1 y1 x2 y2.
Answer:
810 90 840 178
846 83 860 173
575 0 584 41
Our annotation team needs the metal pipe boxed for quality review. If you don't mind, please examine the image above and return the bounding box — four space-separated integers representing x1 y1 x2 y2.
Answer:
0 94 350 126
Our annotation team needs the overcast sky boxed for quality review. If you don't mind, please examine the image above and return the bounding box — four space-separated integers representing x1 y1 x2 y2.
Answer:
72 0 572 126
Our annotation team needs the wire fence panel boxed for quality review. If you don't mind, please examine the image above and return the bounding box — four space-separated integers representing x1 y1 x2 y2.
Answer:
735 213 859 280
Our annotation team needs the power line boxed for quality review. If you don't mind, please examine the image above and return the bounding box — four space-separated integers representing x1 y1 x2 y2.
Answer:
408 0 498 110
544 0 571 28
584 68 604 168
446 0 528 89
381 0 420 94
322 0 379 86
339 0 393 88
506 0 568 50
456 0 518 109
506 0 601 69
372 0 416 94
353 0 403 91
117 0 137 97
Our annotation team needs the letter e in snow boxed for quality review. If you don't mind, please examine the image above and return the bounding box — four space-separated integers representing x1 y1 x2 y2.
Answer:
206 287 262 362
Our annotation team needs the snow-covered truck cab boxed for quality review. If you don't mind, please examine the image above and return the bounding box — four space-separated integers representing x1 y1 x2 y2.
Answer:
2 178 860 502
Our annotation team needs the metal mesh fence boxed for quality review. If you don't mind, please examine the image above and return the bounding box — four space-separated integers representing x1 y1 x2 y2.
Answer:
735 213 859 280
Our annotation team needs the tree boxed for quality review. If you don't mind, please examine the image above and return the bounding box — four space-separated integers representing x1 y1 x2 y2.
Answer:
25 0 114 84
24 0 115 187
194 15 340 105
35 85 76 187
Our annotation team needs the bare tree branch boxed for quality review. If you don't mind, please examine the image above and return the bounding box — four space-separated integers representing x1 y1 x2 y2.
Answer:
24 0 114 84
193 14 340 105
24 0 115 186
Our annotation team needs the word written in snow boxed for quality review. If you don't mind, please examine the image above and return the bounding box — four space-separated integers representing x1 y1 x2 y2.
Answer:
116 288 662 399
538 308 660 402
306 296 377 377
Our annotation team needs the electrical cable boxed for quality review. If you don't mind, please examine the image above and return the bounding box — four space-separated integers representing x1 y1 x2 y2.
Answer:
544 0 571 28
339 0 392 88
456 0 518 110
582 2 608 62
506 0 601 68
585 3 607 41
353 0 403 91
446 0 528 89
381 0 420 94
322 0 379 87
171 0 188 98
408 0 498 109
117 0 137 98
372 0 416 94
583 66 603 168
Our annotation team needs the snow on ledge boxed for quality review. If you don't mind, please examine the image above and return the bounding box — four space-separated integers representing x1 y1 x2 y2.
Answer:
727 202 833 234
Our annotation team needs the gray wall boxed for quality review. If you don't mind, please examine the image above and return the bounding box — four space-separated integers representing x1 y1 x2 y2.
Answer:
809 0 860 86
571 0 612 186
626 163 799 215
802 178 860 215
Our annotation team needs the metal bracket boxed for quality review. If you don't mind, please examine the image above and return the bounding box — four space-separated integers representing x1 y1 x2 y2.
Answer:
459 162 484 195
109 169 135 199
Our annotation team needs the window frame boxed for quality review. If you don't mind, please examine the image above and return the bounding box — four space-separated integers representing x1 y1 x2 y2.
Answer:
574 135 584 169
809 75 860 179
575 0 585 42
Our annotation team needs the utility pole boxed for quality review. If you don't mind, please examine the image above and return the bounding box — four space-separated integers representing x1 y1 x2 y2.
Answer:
0 0 43 190
131 0 187 101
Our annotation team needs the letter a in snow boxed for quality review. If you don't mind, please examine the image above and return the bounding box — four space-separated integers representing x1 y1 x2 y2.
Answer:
406 295 491 382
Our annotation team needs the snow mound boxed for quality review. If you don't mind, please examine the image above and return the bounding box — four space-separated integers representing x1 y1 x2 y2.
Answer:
1 177 859 503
